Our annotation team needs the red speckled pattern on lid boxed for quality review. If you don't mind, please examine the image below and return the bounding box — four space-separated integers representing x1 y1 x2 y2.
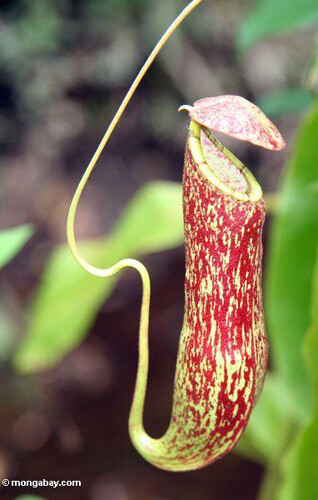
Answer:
190 95 286 151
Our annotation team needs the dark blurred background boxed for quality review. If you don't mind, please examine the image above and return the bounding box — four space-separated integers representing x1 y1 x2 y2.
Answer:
0 0 316 499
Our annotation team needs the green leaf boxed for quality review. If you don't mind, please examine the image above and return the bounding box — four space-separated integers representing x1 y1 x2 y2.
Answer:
306 39 318 95
14 496 47 500
111 181 183 254
236 373 296 465
13 238 116 373
266 101 318 419
0 224 33 268
304 249 318 395
276 251 318 500
15 495 46 500
237 0 318 52
14 181 183 373
258 88 313 117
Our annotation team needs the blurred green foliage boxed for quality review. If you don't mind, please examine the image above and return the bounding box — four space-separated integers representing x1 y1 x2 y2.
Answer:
257 89 314 118
277 255 318 499
14 496 47 500
236 373 296 465
306 39 318 94
14 182 183 372
0 224 33 268
266 100 318 420
237 0 318 52
237 0 318 117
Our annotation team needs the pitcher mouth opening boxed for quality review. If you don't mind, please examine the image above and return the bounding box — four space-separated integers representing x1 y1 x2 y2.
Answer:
188 120 263 203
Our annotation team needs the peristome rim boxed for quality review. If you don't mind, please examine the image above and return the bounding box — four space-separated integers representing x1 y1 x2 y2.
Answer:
188 120 263 203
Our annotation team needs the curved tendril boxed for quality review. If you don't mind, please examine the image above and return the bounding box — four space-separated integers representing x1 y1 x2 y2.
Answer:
67 0 204 434
67 0 203 275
